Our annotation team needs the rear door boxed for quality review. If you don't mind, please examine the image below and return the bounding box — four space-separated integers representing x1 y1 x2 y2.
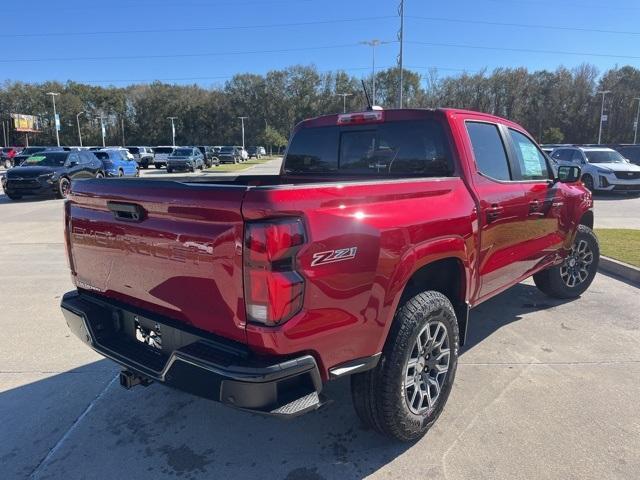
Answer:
464 120 532 300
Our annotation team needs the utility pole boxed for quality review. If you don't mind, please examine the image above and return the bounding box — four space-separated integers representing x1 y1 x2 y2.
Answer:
76 112 85 147
167 116 178 146
336 93 353 113
597 90 611 145
238 116 248 149
633 97 640 144
360 40 388 106
96 115 106 147
121 117 125 147
2 121 6 147
46 92 60 147
397 0 405 108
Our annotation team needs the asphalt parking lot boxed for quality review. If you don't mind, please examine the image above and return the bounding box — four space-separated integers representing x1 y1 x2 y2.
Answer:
1 158 639 479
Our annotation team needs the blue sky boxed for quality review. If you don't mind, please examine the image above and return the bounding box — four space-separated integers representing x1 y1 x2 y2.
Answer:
2 0 639 87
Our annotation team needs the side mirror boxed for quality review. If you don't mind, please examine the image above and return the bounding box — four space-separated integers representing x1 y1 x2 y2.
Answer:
67 160 78 168
556 165 581 183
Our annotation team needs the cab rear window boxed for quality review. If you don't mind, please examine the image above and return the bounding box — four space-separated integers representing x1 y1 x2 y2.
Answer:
284 120 453 177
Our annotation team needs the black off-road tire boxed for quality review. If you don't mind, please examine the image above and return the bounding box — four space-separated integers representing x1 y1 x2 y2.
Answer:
166 167 173 173
533 225 599 299
351 291 459 442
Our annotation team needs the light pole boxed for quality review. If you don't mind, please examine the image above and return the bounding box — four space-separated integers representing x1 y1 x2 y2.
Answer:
633 97 640 144
238 116 248 149
76 112 85 147
597 90 611 145
360 39 389 106
167 117 178 146
96 115 106 147
397 0 405 108
336 93 353 113
46 92 61 147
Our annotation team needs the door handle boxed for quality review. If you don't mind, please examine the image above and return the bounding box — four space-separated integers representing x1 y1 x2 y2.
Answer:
486 204 503 221
107 201 146 222
528 200 541 214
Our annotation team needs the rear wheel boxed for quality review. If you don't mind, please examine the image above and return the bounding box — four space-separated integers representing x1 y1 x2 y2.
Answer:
118 169 124 177
166 167 173 173
533 225 599 299
582 174 595 192
351 291 459 442
95 172 104 179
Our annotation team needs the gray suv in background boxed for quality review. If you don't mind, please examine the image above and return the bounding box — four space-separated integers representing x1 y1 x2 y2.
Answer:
127 146 154 169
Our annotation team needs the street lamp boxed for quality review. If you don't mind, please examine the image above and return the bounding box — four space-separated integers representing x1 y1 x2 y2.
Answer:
96 115 106 147
597 90 611 145
336 93 353 113
360 39 389 106
167 117 178 147
238 116 248 149
633 97 640 144
46 92 60 147
76 112 85 147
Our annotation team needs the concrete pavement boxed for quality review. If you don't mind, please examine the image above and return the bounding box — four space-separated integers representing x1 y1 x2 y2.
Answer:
0 158 639 479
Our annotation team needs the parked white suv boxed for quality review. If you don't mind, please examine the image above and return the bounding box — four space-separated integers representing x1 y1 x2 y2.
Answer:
550 146 640 193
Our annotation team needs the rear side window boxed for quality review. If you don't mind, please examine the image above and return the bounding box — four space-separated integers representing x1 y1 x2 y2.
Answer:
508 129 549 180
285 119 453 176
466 122 511 181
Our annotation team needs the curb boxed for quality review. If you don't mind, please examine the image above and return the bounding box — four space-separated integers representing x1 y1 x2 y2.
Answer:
598 256 640 287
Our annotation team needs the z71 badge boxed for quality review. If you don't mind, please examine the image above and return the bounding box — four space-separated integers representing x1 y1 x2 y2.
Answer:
311 247 358 267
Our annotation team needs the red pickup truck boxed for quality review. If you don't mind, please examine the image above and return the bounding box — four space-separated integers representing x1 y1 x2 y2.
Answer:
60 108 597 441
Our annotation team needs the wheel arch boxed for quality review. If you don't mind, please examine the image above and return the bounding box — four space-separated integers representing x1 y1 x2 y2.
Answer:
579 210 594 229
398 257 469 346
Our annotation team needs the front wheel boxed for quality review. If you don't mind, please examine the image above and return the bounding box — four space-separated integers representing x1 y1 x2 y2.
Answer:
351 291 459 442
95 172 104 179
533 225 599 299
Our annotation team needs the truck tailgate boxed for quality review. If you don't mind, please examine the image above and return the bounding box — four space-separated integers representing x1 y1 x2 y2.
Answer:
66 179 248 343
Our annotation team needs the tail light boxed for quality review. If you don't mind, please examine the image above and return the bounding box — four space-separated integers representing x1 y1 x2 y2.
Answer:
337 110 384 125
243 218 305 326
64 200 76 277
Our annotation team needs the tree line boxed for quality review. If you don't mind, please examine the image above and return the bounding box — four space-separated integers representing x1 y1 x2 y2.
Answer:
1 63 639 149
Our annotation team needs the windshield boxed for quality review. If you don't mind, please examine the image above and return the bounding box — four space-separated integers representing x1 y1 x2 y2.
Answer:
20 147 47 156
21 152 67 166
154 147 174 154
220 147 234 153
171 148 192 156
584 150 626 163
128 147 140 154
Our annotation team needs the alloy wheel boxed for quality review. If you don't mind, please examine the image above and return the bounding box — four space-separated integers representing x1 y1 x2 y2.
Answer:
560 239 594 288
404 320 451 415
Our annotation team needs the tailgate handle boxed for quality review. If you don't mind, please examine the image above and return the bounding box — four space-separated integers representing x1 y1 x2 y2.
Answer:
107 201 145 222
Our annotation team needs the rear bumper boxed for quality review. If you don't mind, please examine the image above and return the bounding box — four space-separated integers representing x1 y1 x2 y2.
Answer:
60 291 324 416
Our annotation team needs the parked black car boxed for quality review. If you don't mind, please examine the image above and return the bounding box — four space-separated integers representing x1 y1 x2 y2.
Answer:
127 146 154 168
2 150 105 200
217 146 242 164
608 144 640 166
196 146 220 167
